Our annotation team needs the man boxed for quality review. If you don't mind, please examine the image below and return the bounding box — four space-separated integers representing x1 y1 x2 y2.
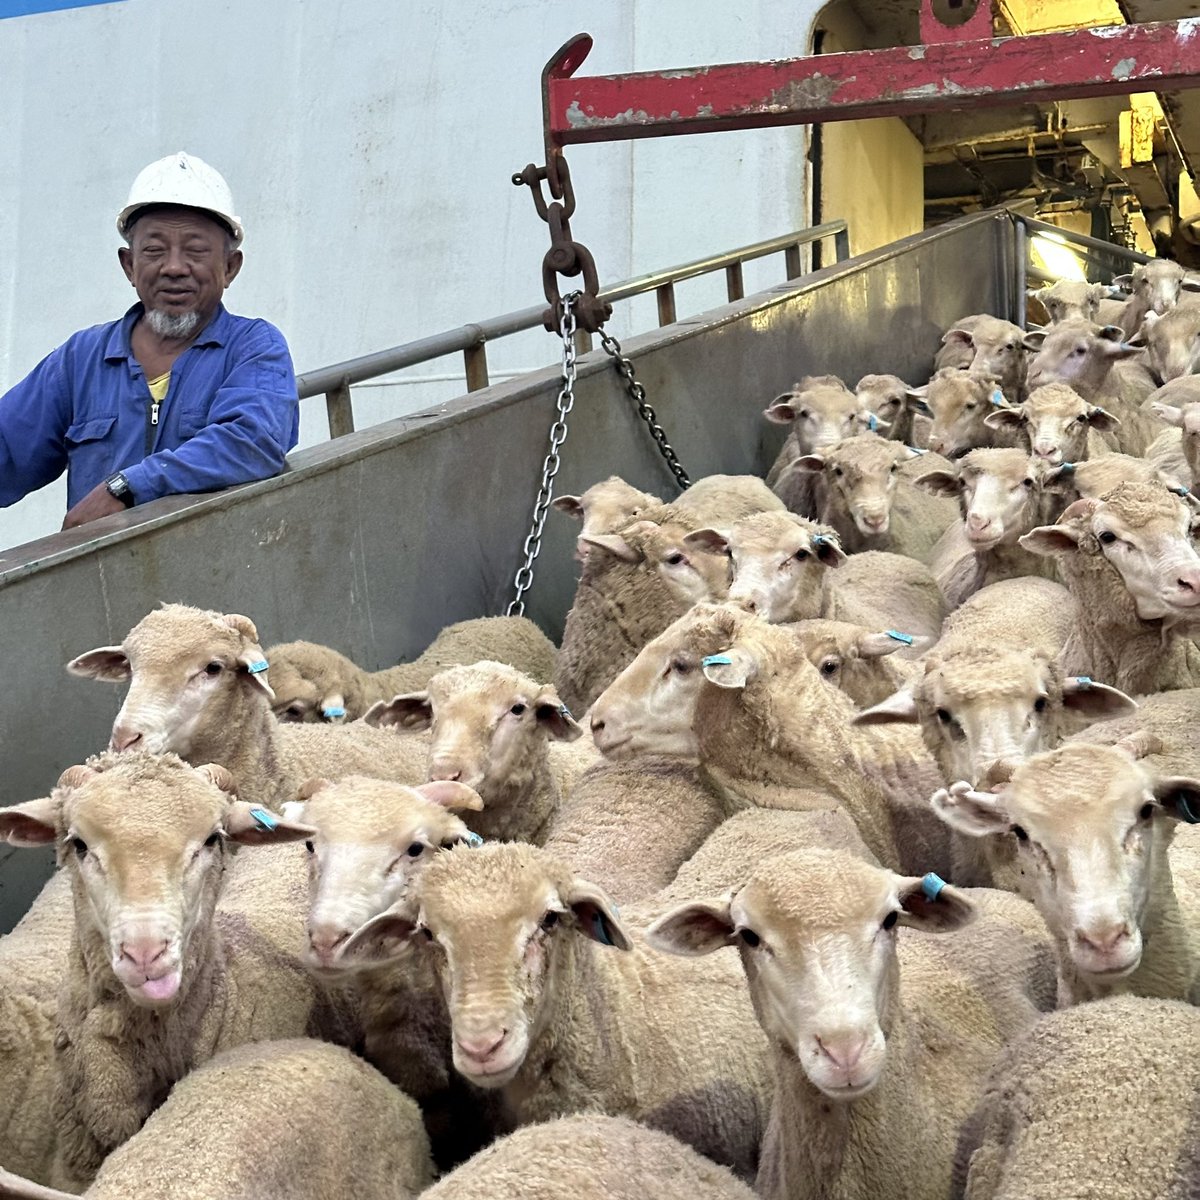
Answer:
0 152 299 530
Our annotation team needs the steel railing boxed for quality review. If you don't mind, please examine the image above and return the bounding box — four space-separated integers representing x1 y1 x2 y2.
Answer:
295 220 850 439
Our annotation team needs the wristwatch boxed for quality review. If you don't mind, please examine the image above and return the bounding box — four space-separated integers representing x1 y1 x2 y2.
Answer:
104 472 136 508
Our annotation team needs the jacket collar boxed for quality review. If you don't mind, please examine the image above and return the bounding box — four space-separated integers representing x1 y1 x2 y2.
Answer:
104 302 230 362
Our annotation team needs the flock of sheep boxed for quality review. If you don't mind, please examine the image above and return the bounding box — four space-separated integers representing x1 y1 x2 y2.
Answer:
4 256 1200 1198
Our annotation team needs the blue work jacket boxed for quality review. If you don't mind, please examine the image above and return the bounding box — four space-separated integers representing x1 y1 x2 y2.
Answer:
0 303 300 509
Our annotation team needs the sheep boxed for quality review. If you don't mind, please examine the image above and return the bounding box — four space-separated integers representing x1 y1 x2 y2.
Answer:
0 752 343 1190
932 741 1200 1007
266 615 559 723
1019 484 1200 695
1147 376 1200 492
553 475 662 559
785 434 958 563
1024 320 1162 454
555 505 727 713
588 603 952 877
783 618 924 709
907 369 1018 459
362 661 590 845
1128 301 1200 383
672 473 785 524
337 842 774 1181
684 511 946 651
67 605 430 809
421 1114 758 1200
284 774 492 1170
542 756 728 905
980 381 1119 465
1042 450 1183 505
1027 280 1110 325
763 375 876 512
646 847 1056 1200
855 373 923 445
0 1039 435 1200
917 449 1061 607
854 577 1131 788
932 314 1028 402
1109 258 1200 336
951 995 1200 1200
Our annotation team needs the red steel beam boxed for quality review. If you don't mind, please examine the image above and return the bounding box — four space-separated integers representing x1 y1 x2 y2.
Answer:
546 20 1200 147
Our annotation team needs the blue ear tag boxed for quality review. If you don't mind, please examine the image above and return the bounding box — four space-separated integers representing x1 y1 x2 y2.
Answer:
885 630 914 645
1073 676 1093 690
246 660 269 675
1059 461 1077 474
702 654 733 667
559 704 574 720
463 830 484 849
990 388 1006 407
921 873 947 902
1171 486 1191 498
812 534 828 546
867 413 879 431
249 807 279 832
321 705 346 719
591 910 615 946
906 446 928 455
1176 793 1200 824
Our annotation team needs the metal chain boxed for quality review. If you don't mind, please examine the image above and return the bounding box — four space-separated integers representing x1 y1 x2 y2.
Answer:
599 330 691 491
506 294 581 617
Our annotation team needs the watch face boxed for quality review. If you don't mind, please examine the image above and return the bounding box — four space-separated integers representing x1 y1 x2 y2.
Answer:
106 474 132 503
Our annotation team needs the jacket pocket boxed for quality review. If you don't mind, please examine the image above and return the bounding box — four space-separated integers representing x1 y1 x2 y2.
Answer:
177 405 208 438
64 415 117 445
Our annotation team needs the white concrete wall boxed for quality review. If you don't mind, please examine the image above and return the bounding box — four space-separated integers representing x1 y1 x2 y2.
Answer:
0 0 824 551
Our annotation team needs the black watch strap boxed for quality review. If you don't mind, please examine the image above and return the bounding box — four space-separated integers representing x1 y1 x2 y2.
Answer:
105 472 135 508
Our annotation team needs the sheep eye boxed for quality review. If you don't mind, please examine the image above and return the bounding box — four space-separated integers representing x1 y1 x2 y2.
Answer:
1022 478 1035 489
203 832 222 848
1139 802 1156 821
965 402 977 411
820 658 839 677
797 410 810 420
672 659 693 675
665 552 687 567
1012 825 1029 843
204 662 223 677
421 927 434 942
1072 347 1085 356
304 840 315 854
406 842 425 858
540 911 560 932
738 928 761 948
1098 531 1118 546
1033 696 1048 714
832 467 844 478
285 705 305 722
890 464 898 474
794 548 810 561
882 911 899 931
935 707 953 724
510 703 527 716
69 836 88 859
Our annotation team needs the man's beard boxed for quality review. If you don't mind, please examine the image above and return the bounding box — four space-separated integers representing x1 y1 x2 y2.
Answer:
145 309 201 339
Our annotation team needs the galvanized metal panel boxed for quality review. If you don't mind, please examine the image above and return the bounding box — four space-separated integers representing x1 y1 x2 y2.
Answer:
0 210 1013 932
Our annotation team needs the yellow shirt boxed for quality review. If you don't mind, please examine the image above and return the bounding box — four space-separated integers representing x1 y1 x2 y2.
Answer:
148 371 171 402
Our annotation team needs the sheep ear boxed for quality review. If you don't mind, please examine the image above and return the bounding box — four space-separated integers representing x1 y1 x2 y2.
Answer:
853 689 919 725
812 534 847 566
1085 406 1120 432
340 908 420 966
913 469 961 498
895 874 975 933
1151 402 1185 428
1151 778 1200 824
983 408 1024 432
414 781 485 812
904 386 933 417
223 801 316 846
566 880 632 951
295 777 332 803
1018 524 1084 557
683 528 730 555
1111 273 1133 290
66 646 130 682
1182 275 1200 294
194 763 237 796
645 897 736 957
792 454 826 475
856 631 924 659
56 765 99 790
319 692 348 723
235 645 275 701
941 328 974 348
579 533 641 563
701 646 757 689
929 783 1011 838
0 797 59 847
1125 330 1148 349
534 694 584 742
764 399 799 424
365 692 433 730
552 495 584 520
1061 677 1137 719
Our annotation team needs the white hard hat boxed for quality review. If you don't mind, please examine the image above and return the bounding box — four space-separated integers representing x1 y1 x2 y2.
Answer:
117 151 244 246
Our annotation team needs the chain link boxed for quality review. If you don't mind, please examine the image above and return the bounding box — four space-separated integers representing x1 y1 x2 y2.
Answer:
506 294 581 617
599 330 691 491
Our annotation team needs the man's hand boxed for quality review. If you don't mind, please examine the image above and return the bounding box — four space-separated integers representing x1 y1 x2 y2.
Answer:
62 483 129 530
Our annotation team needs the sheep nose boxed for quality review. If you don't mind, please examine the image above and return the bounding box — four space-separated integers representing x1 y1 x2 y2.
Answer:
308 926 351 965
1033 444 1059 461
120 937 169 975
966 515 993 534
590 715 606 736
456 1029 507 1064
1175 568 1200 597
429 764 463 782
816 1033 868 1073
111 725 143 752
1076 924 1131 955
